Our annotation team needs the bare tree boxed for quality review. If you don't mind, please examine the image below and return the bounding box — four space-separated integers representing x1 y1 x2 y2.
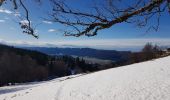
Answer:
0 0 170 37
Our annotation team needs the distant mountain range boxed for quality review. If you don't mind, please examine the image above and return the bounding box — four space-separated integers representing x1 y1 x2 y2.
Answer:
24 47 132 62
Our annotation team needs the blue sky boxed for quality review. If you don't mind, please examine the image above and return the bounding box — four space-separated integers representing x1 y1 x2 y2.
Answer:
0 0 170 51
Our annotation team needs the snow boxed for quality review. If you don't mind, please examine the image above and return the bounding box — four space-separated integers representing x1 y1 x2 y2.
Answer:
1 56 170 100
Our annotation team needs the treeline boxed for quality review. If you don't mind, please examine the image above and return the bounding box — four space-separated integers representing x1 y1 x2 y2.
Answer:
0 44 98 86
128 43 164 64
0 52 48 85
95 43 170 70
102 43 167 69
48 56 99 78
0 44 50 86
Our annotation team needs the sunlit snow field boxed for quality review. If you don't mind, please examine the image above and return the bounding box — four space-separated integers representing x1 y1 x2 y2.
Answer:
0 56 170 100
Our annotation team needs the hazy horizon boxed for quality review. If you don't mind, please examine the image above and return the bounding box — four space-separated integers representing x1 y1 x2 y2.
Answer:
1 38 170 52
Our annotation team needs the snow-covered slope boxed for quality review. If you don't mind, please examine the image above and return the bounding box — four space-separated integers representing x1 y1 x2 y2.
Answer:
1 56 170 100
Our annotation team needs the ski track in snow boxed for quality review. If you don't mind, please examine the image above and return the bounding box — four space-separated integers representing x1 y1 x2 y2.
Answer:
0 56 170 100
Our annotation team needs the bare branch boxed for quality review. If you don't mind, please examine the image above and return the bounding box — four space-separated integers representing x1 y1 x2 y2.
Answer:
1 0 169 38
50 0 167 37
19 0 38 38
0 0 5 6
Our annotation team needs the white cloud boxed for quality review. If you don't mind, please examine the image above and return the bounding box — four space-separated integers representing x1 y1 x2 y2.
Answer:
48 29 57 32
0 8 21 17
0 19 5 22
14 12 21 16
0 8 12 14
42 20 52 24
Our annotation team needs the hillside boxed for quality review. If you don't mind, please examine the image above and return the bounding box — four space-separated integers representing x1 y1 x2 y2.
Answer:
0 44 51 86
0 44 49 65
0 44 104 86
24 47 131 62
0 56 170 100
